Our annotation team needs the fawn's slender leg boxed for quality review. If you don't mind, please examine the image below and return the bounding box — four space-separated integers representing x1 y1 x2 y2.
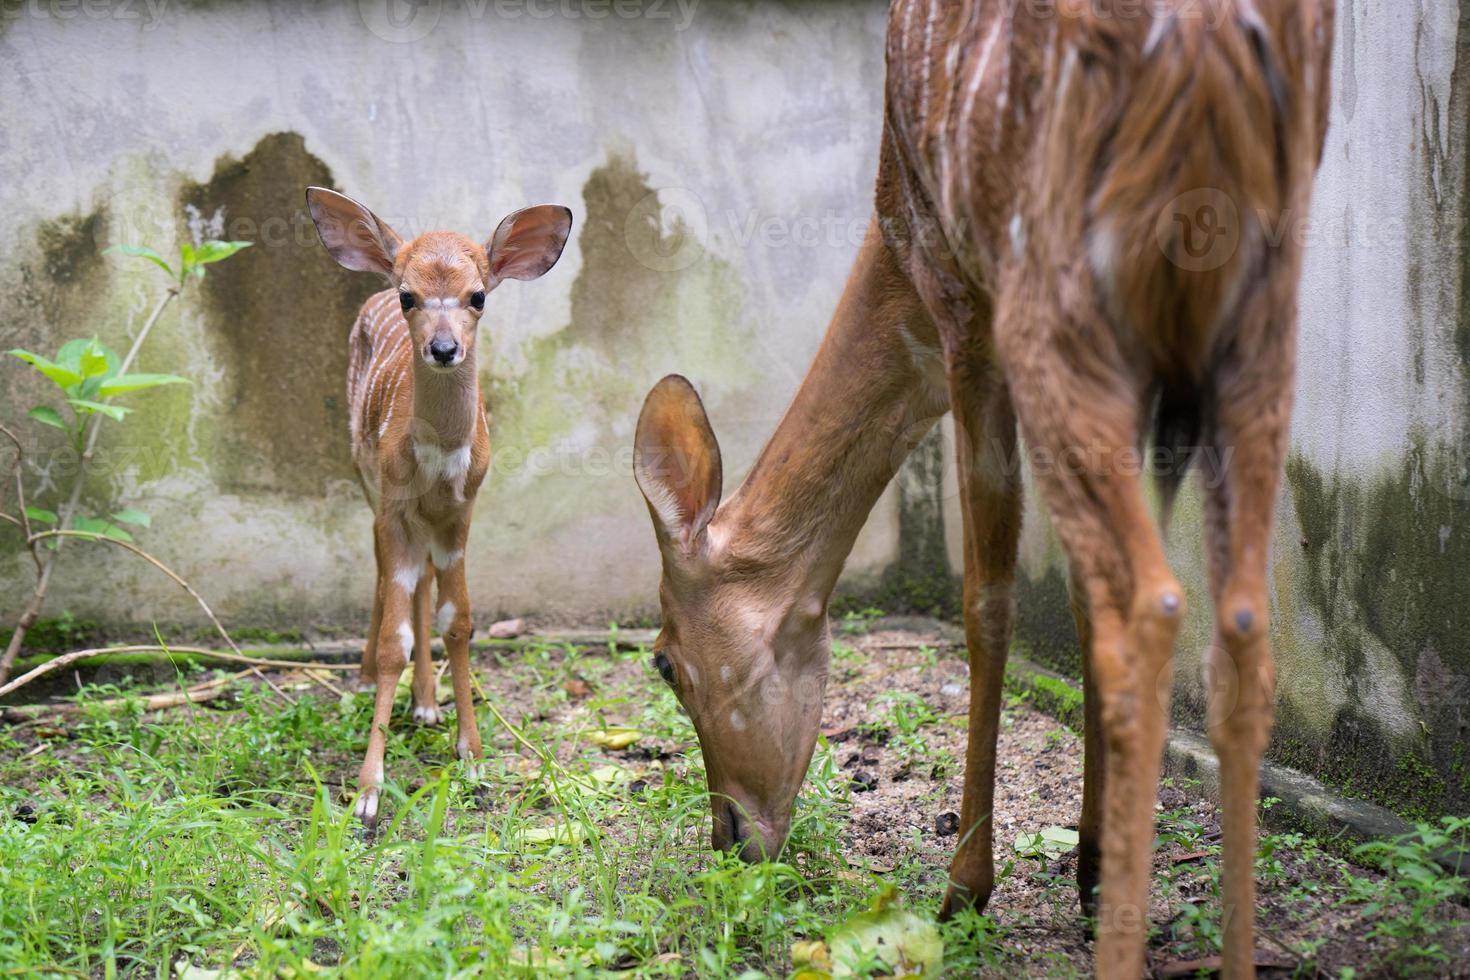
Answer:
358 534 385 692
1201 335 1294 980
1000 300 1182 978
355 520 420 831
410 565 443 725
434 523 481 778
939 358 1023 919
1069 561 1104 919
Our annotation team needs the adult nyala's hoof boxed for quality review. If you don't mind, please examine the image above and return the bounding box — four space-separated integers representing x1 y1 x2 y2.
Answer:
939 880 992 921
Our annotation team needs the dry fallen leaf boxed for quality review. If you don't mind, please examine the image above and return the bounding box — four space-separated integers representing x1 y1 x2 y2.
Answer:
562 677 594 700
792 938 831 969
519 821 584 847
585 727 641 750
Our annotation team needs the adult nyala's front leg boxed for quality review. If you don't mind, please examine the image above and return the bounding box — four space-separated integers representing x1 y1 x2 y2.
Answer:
434 523 481 779
355 522 421 833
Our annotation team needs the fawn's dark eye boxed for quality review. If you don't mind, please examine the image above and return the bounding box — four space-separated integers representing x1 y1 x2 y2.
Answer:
469 290 485 310
652 651 677 689
399 291 414 313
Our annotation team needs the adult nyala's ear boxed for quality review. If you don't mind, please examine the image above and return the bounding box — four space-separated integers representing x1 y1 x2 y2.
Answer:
634 375 723 554
485 205 573 282
305 186 403 278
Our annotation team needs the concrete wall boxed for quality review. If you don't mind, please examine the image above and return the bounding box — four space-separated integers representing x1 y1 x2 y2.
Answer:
1 2 1466 818
0 0 894 628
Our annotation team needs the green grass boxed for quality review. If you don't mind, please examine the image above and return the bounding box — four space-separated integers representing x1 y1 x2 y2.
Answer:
4 637 1467 978
0 641 992 977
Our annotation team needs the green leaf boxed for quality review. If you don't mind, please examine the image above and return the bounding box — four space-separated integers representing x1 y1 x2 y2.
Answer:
58 339 119 395
24 506 57 526
192 240 252 266
1013 826 1080 859
97 373 190 397
72 515 133 542
105 243 175 279
27 406 67 430
110 509 151 528
826 888 942 978
8 350 82 390
79 342 109 379
67 399 130 422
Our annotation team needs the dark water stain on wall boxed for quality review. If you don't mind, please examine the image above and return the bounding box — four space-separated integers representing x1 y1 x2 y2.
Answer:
874 426 960 618
1013 564 1080 676
179 132 372 497
2 210 114 516
10 209 111 355
485 151 751 473
1284 450 1470 818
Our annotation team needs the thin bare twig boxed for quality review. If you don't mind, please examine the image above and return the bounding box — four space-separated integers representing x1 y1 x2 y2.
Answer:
0 643 354 701
2 668 252 720
10 529 295 705
0 423 40 576
0 287 178 684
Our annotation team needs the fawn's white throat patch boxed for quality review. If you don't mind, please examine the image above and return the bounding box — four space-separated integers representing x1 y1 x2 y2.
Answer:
414 441 472 483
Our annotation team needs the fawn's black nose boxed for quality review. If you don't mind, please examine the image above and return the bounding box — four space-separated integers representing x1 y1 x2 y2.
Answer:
429 338 459 365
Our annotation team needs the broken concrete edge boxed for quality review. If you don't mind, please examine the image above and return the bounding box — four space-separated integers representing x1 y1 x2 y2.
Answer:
1000 652 1469 880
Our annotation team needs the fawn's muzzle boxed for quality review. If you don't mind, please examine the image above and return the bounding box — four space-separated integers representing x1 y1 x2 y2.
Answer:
429 338 460 365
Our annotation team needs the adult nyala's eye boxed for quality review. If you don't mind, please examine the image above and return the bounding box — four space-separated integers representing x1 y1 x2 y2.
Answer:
652 651 676 689
399 291 414 313
470 290 485 310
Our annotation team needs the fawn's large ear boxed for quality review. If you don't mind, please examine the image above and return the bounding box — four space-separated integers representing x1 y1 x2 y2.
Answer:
485 205 573 281
635 375 723 553
305 186 403 278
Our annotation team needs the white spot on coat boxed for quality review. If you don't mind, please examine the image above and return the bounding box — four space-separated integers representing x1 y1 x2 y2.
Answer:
431 541 463 570
437 601 457 633
394 563 423 594
397 621 414 652
729 710 747 731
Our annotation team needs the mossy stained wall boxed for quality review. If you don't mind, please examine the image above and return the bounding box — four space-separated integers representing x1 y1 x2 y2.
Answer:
0 2 892 627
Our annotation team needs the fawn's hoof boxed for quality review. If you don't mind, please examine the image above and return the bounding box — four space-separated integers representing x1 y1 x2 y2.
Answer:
354 786 381 836
412 703 445 725
456 736 482 781
354 676 377 694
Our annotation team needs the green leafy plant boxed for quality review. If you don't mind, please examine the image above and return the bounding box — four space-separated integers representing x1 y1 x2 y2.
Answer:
1343 816 1470 975
0 235 250 684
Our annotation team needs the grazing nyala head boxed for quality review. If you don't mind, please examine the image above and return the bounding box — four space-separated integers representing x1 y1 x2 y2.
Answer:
633 375 829 864
306 186 572 371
